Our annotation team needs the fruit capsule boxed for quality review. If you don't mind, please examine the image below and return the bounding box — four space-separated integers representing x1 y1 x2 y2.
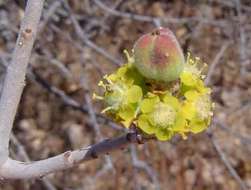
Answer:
133 27 185 82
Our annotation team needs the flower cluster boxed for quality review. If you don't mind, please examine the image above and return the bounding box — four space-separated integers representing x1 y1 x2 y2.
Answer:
94 52 213 141
93 28 213 141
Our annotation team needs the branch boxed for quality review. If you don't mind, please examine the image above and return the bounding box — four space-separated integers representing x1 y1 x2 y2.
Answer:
130 145 160 190
0 132 145 179
81 77 115 173
10 134 56 190
235 0 249 74
205 42 230 85
28 68 122 131
0 0 45 165
93 0 227 27
63 0 122 66
207 132 248 190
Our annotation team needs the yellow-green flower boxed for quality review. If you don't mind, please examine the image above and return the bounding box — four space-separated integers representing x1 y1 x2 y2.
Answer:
94 61 145 128
137 93 185 141
183 90 213 133
180 53 210 94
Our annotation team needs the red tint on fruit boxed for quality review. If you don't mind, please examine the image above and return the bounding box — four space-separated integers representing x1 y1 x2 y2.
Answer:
133 27 185 82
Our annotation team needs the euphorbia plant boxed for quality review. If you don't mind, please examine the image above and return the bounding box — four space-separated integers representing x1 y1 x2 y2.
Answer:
94 27 213 141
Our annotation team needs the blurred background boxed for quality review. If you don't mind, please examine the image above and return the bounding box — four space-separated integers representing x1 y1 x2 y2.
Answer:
0 0 251 189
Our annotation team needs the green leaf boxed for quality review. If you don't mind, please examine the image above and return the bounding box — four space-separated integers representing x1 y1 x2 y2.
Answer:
138 115 155 134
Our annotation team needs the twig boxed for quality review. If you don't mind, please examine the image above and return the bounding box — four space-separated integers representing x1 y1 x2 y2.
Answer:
49 24 106 75
213 0 251 13
39 0 62 33
37 45 116 175
204 38 248 189
94 160 114 179
63 0 122 66
80 76 115 176
214 119 251 146
205 42 230 85
207 132 248 190
10 134 30 161
130 145 160 190
93 0 227 27
34 52 72 78
0 0 45 166
0 132 146 179
28 68 83 111
235 0 248 74
81 78 104 141
28 68 122 131
91 0 125 34
36 39 116 177
1 50 120 181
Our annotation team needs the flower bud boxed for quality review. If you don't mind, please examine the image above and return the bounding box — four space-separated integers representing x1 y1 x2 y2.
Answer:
133 27 185 82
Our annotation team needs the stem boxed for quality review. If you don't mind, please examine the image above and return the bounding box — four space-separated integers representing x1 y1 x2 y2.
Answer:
0 0 44 165
0 132 143 179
